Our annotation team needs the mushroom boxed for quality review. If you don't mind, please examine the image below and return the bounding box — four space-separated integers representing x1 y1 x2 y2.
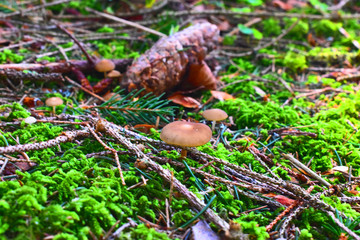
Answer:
107 70 121 78
103 92 121 101
24 116 37 125
201 108 228 131
160 121 212 158
45 97 63 116
107 70 122 84
95 59 115 78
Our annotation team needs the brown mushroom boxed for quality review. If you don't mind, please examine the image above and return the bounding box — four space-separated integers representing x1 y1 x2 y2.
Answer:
45 97 63 115
107 70 121 78
160 121 212 158
201 108 228 131
95 59 115 78
103 92 121 101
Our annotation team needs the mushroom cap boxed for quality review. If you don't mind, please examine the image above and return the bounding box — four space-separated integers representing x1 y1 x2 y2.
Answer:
103 92 121 101
202 108 228 121
160 121 212 147
95 59 115 72
107 70 121 78
24 116 37 124
45 97 63 107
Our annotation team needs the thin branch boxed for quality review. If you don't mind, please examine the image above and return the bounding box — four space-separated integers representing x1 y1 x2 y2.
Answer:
279 205 306 238
85 7 167 37
64 76 105 102
282 153 330 188
55 22 96 65
160 9 360 20
0 130 90 154
0 0 72 18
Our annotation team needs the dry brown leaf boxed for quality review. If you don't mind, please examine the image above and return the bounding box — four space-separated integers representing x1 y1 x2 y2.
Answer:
23 97 43 108
210 90 234 101
133 124 156 134
307 33 317 47
264 193 296 206
168 93 201 108
180 60 217 91
191 220 220 240
272 0 293 10
348 189 359 195
253 86 266 97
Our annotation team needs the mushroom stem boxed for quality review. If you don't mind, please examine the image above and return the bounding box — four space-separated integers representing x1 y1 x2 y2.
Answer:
180 148 188 159
52 106 56 116
211 121 216 131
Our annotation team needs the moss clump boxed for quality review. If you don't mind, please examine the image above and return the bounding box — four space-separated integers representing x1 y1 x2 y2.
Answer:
0 49 24 63
299 229 313 240
284 52 308 72
234 220 269 240
119 224 170 240
0 103 30 121
214 99 300 129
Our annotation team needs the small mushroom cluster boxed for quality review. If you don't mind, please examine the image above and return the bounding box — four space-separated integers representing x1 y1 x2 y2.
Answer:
95 59 120 79
160 121 212 158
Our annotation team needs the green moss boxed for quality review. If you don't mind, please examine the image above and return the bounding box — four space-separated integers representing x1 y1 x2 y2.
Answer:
0 103 30 121
172 209 194 227
119 224 170 240
262 18 281 37
214 99 300 129
299 229 313 240
313 20 341 37
93 39 140 59
234 219 269 240
285 18 309 40
0 49 24 63
321 196 360 219
284 52 308 72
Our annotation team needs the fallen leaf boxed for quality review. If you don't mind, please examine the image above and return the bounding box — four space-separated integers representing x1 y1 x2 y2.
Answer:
307 33 316 47
191 220 220 240
181 61 217 91
348 189 359 195
168 93 201 108
133 124 156 134
253 86 266 97
272 0 293 10
332 166 349 173
23 97 43 108
287 0 307 7
210 90 234 101
15 161 37 171
323 166 349 175
264 193 296 206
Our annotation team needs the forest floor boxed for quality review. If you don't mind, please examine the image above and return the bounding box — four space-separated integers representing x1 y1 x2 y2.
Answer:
1 0 360 239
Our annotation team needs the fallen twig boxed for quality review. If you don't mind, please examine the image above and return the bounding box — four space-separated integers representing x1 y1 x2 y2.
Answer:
86 7 166 37
0 129 90 154
282 153 331 188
